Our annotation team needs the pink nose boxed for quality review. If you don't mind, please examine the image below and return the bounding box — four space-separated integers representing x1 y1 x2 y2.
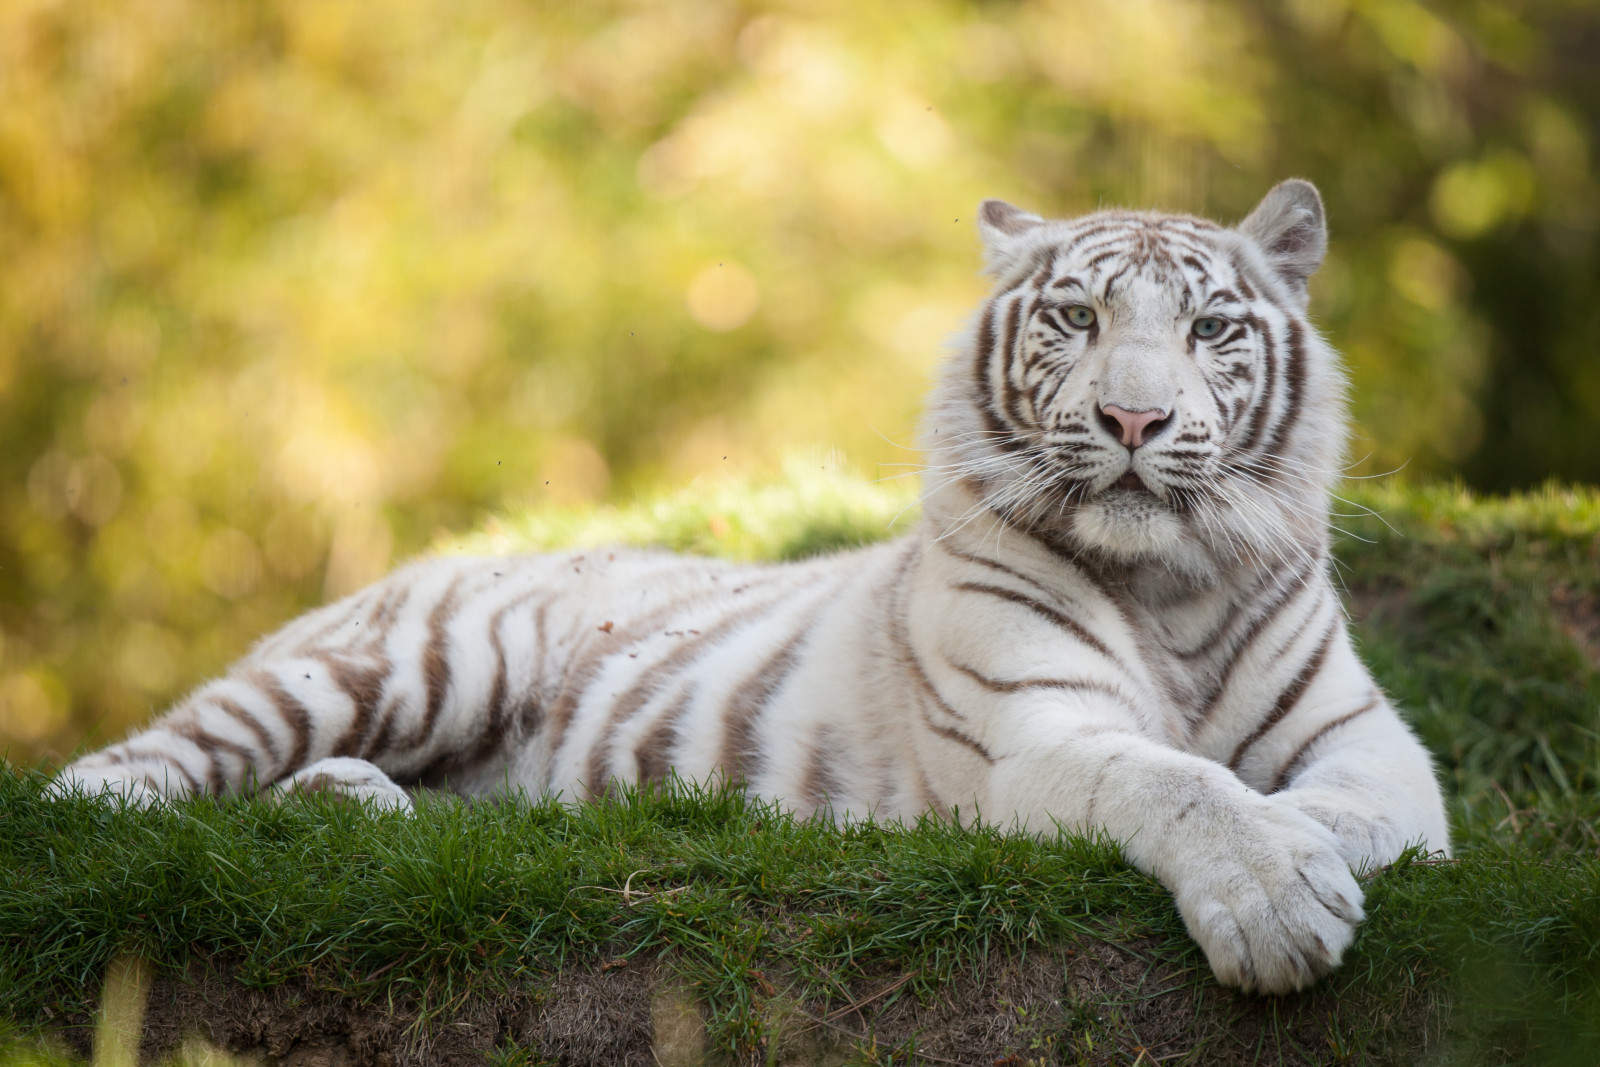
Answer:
1100 405 1170 449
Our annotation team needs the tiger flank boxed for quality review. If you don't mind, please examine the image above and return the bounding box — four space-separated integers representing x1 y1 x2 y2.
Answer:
53 180 1450 994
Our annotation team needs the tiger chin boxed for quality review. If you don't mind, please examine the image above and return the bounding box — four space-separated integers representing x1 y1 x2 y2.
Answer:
52 179 1450 997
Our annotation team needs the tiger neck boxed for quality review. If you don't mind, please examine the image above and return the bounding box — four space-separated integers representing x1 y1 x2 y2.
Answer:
920 468 1329 621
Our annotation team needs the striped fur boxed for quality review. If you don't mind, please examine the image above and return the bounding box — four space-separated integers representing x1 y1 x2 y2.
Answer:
54 181 1449 995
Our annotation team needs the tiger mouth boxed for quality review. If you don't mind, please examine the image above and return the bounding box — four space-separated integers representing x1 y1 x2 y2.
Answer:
1113 470 1146 491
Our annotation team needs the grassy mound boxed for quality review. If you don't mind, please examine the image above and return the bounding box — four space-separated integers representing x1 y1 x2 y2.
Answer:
4 471 1600 1066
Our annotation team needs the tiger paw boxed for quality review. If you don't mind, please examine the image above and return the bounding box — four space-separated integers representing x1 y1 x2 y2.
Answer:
272 757 414 812
47 760 177 807
1171 796 1365 995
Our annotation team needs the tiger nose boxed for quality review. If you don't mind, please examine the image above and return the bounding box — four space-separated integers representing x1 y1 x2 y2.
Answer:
1099 404 1171 449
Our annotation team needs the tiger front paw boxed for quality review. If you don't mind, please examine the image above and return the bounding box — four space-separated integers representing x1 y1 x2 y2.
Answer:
1172 796 1365 995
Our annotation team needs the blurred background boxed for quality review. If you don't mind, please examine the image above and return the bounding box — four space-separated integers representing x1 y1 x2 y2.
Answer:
1 0 1596 761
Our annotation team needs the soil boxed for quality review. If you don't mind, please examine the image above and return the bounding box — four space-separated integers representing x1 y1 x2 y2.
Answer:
41 940 1442 1067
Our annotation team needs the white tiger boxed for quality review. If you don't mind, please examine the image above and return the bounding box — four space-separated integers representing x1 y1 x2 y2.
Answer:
53 180 1450 994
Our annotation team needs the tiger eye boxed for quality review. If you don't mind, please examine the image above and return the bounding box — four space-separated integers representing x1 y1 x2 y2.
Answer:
1193 316 1226 339
1065 305 1096 328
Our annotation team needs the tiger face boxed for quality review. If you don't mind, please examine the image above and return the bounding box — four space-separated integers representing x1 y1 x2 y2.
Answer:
925 180 1343 584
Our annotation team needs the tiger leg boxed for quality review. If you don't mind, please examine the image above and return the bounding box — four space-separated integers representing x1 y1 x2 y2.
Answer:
50 664 427 808
48 665 350 806
1251 691 1451 868
51 557 547 807
980 714 1364 996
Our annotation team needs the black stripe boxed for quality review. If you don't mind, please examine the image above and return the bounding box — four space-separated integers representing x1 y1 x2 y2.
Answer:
146 738 230 792
882 543 992 763
1230 252 1258 300
634 686 695 785
1029 254 1055 289
171 721 256 793
464 590 553 769
1100 262 1132 302
543 586 712 764
585 592 786 795
214 695 280 766
1267 695 1383 793
477 604 514 764
918 705 995 764
1186 559 1320 725
1061 223 1117 256
152 746 202 794
971 300 1019 451
874 545 991 783
718 602 826 781
1083 752 1128 826
291 597 371 657
949 581 1118 663
365 709 399 763
999 293 1028 426
322 652 391 759
948 661 1138 712
883 620 992 764
414 592 552 789
1228 622 1338 771
1259 316 1307 460
800 726 849 808
1233 313 1276 455
584 557 841 791
886 577 971 727
1037 306 1073 340
934 541 1054 599
369 584 412 631
398 576 465 755
250 671 314 776
1216 324 1248 348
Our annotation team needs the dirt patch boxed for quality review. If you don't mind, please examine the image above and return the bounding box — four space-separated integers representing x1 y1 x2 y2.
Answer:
49 956 663 1067
41 944 1442 1067
784 939 1439 1066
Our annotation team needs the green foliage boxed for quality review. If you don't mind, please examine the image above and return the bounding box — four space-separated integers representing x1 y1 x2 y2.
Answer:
3 0 1597 764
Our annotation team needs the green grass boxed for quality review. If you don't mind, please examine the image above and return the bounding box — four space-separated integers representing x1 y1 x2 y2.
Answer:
4 471 1600 1064
1333 483 1600 856
442 455 921 565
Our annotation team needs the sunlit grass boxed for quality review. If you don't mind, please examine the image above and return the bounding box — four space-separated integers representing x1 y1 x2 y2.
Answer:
440 454 920 563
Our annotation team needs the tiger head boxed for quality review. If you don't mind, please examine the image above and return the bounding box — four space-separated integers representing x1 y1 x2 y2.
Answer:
923 180 1346 585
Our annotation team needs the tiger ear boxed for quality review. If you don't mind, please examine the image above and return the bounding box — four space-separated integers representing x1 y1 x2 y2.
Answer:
1238 179 1326 299
977 199 1045 274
